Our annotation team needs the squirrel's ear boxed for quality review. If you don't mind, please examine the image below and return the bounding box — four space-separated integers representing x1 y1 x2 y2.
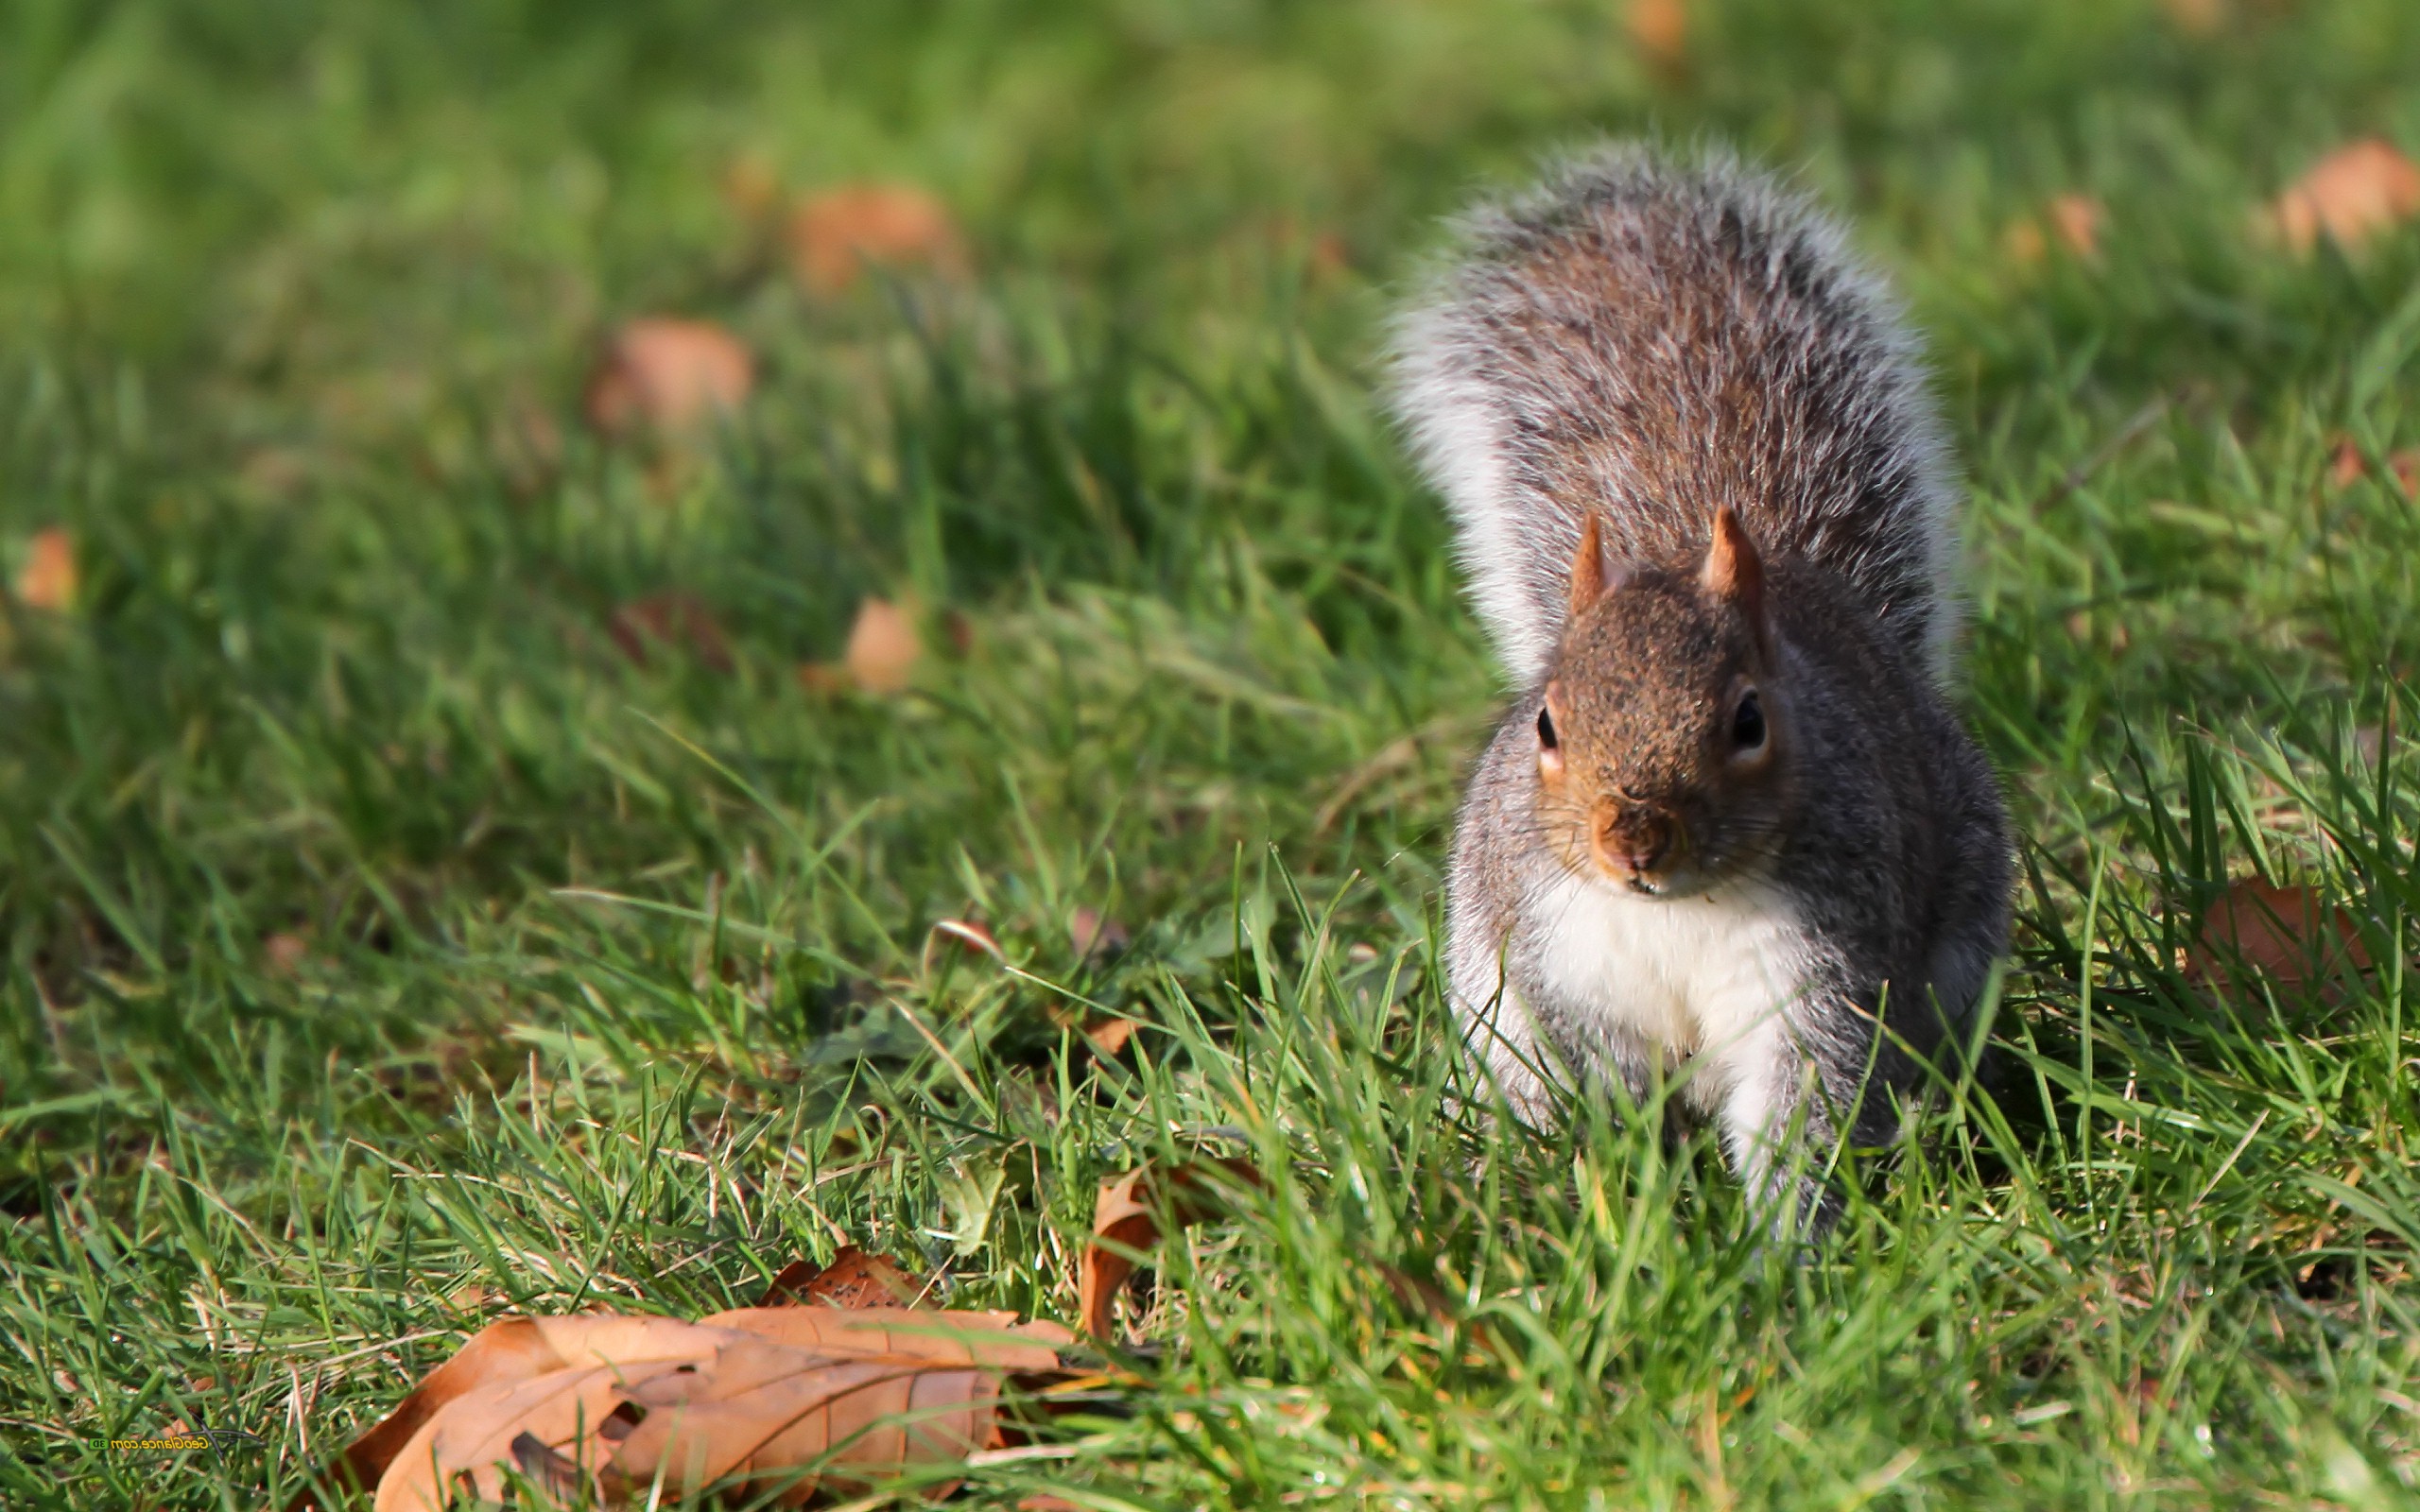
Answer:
1702 507 1772 647
1568 514 1624 618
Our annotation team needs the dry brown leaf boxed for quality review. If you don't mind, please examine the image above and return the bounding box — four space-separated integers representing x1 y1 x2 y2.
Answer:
1080 1017 1137 1057
1627 0 1687 64
15 527 77 612
2160 0 2226 35
758 1247 924 1310
788 183 966 297
2394 449 2420 497
285 1315 570 1509
1069 908 1130 961
263 933 311 975
2272 138 2420 255
607 592 735 673
583 318 755 438
309 1308 1073 1512
2329 436 2368 489
2048 194 2103 259
1079 1159 1261 1342
2187 878 2372 999
845 596 922 693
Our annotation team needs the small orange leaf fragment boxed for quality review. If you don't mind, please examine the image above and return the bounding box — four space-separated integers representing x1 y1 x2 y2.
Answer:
15 527 77 612
2187 878 2371 999
263 933 310 974
844 595 922 693
788 183 966 297
1627 0 1687 64
2328 436 2367 489
1069 907 1129 961
2272 139 2420 255
1079 1159 1260 1342
583 318 755 438
2048 194 2103 260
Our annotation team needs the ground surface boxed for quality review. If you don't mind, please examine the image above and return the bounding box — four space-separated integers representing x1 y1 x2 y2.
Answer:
7 2 2420 1507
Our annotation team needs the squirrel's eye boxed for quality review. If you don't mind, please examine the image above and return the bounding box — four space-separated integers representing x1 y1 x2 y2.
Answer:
1731 690 1766 751
1536 706 1560 750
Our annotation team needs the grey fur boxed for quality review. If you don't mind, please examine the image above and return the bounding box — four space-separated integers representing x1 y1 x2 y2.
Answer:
1392 143 1962 688
1393 144 2013 1234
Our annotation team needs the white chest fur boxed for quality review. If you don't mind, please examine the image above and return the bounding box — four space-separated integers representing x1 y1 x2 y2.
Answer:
1521 869 1810 1105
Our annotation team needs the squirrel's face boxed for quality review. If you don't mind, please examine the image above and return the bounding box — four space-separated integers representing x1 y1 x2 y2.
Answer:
1532 507 1791 898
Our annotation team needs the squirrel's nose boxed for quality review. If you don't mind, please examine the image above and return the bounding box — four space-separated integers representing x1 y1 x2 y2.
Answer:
1593 806 1674 880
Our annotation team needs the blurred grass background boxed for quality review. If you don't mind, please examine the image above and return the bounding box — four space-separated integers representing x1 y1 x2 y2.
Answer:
9 0 2420 1506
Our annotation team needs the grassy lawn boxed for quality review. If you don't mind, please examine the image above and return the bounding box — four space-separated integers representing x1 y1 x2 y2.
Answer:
9 0 2420 1505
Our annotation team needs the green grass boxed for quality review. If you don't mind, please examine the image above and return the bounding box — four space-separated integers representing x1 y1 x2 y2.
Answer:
8 0 2420 1505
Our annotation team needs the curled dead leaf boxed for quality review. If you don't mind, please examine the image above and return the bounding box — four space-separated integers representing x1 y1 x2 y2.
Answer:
1079 1158 1261 1342
584 318 755 438
2187 878 2372 1000
758 1246 924 1310
296 1307 1078 1512
607 592 735 674
2272 139 2420 256
15 527 77 612
788 183 967 297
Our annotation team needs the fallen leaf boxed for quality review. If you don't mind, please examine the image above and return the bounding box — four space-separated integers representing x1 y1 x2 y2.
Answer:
607 592 735 674
263 933 311 974
2187 878 2372 999
1080 1018 1137 1057
788 183 966 297
1069 908 1130 961
2329 436 2367 489
2048 194 2103 259
2394 449 2420 497
845 596 921 693
2159 0 2226 35
1079 1159 1261 1342
14 527 77 612
757 1246 924 1309
285 1315 570 1509
583 318 755 438
301 1308 1076 1512
2272 139 2420 255
1627 0 1687 64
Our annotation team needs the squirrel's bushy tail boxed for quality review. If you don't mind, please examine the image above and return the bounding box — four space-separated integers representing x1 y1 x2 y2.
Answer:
1390 143 1961 689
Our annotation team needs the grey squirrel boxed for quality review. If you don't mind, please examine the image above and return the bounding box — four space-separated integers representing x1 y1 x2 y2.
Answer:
1390 145 2013 1233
